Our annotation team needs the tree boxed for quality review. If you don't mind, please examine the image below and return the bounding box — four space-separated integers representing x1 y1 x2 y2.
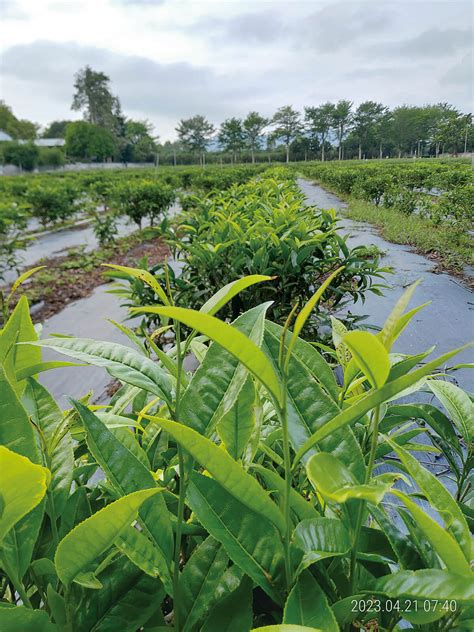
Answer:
71 65 119 130
242 112 269 163
175 115 215 166
271 106 302 163
352 101 387 159
123 120 157 162
218 118 245 163
305 102 334 162
332 100 352 160
65 121 116 162
42 120 73 138
0 101 39 140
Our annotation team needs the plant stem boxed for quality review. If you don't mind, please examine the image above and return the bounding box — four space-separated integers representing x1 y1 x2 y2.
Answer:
349 405 380 595
278 379 292 592
0 554 32 608
172 320 186 632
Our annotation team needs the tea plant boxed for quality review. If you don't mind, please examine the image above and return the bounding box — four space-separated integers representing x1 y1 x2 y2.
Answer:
120 174 387 337
114 179 176 228
0 270 472 631
92 211 119 246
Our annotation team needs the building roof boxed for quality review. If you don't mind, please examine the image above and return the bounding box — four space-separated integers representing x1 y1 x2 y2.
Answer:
0 130 13 142
35 138 66 147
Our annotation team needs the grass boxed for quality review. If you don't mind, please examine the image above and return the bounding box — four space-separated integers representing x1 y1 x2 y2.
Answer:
318 184 473 278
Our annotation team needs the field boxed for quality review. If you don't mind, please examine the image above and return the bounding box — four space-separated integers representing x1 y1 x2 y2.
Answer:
0 160 473 632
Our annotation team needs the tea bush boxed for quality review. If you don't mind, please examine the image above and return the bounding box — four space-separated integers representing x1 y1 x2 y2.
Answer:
160 174 386 335
115 180 176 228
0 273 472 631
26 181 79 226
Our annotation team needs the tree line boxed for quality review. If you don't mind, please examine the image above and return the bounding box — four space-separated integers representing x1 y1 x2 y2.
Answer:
1 65 472 169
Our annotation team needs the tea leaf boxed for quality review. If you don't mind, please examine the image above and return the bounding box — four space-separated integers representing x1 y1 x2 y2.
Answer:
344 330 390 388
146 416 285 533
55 488 163 585
187 472 285 605
132 306 283 404
284 570 338 631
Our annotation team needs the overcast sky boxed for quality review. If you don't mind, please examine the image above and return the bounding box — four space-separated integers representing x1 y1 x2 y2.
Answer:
0 0 472 140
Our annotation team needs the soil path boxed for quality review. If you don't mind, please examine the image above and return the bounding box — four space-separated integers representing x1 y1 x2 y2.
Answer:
298 178 473 391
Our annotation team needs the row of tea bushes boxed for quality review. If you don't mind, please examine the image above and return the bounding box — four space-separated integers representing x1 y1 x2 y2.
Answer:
109 170 387 339
299 160 473 233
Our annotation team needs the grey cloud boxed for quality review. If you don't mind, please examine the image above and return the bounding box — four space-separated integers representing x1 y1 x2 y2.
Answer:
197 11 284 44
365 28 472 59
299 2 392 52
441 53 473 85
0 40 263 122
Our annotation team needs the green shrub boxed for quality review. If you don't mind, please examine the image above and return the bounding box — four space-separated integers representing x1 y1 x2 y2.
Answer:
2 141 39 171
115 179 176 228
0 276 472 631
26 181 78 226
159 174 386 336
0 198 29 280
37 147 66 168
92 211 119 246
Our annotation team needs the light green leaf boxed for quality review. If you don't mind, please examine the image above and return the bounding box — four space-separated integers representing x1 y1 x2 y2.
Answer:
27 338 172 404
0 296 41 393
55 488 163 585
180 303 269 436
386 437 471 562
200 274 272 316
378 280 422 349
392 490 471 576
73 402 173 576
146 416 285 533
263 326 365 481
132 305 283 405
115 525 167 578
293 343 472 464
0 447 49 542
428 380 474 441
5 266 45 306
344 331 390 389
286 267 344 365
217 375 255 460
372 569 474 602
284 570 338 631
103 263 170 305
307 453 399 504
252 465 319 521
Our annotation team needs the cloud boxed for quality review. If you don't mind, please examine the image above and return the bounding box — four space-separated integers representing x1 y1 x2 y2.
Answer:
0 40 266 131
368 27 472 59
197 11 284 44
441 53 473 85
0 0 27 19
299 2 392 52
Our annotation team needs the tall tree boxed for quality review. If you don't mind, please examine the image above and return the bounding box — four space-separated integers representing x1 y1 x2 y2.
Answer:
65 121 116 162
123 119 157 162
71 66 119 130
242 112 269 163
218 117 245 163
332 100 352 160
305 102 334 162
352 101 387 159
271 106 302 163
175 115 215 166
